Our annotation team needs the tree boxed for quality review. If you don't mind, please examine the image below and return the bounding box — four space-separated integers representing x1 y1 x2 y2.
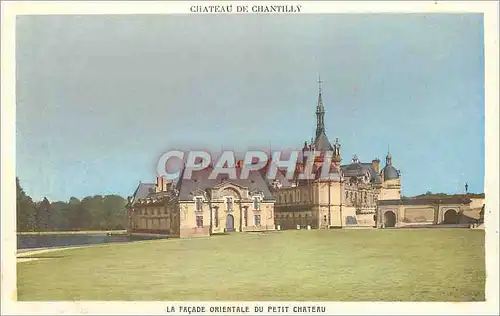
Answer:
35 197 52 231
16 177 36 231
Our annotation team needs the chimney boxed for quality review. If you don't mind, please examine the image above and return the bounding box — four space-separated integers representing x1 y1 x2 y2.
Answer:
372 158 380 173
236 160 244 168
156 175 161 193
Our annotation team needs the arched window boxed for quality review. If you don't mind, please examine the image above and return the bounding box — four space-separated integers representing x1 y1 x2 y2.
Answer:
226 197 233 212
195 197 203 211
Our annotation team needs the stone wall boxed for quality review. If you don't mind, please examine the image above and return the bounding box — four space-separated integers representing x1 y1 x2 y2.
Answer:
129 204 180 236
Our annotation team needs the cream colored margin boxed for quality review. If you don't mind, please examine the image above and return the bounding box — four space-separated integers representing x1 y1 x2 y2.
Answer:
1 1 498 315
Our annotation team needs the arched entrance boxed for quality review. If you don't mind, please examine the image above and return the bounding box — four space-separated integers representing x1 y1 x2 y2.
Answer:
384 211 396 228
226 214 235 232
443 209 458 224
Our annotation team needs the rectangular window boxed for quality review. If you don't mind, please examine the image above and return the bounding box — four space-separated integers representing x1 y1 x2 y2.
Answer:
196 215 203 228
195 197 203 211
253 197 260 210
227 197 233 212
254 215 261 226
214 209 219 227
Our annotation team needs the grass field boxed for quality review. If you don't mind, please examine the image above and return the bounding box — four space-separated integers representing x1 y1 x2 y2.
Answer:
17 229 485 301
17 230 127 235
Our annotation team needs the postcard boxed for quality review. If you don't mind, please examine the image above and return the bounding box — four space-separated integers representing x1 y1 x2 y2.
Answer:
1 1 498 315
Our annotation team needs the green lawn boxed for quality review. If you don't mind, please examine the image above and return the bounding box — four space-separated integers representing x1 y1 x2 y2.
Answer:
17 229 485 301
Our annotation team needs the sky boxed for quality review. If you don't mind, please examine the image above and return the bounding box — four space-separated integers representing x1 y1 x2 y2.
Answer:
16 14 485 202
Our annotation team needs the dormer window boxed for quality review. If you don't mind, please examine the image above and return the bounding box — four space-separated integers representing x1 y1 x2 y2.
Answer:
253 197 261 210
195 197 203 211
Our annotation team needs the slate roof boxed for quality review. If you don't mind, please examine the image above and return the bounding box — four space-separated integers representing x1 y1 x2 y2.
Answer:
383 165 399 180
340 162 382 184
314 131 334 151
177 166 275 201
130 182 156 205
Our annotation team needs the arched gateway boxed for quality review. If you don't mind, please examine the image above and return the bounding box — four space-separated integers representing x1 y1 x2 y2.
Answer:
384 211 396 228
443 209 458 224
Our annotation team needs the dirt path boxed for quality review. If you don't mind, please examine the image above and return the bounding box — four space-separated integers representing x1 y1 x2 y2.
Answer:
17 246 85 263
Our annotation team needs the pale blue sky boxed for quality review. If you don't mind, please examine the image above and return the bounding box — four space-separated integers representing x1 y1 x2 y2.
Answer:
16 14 485 202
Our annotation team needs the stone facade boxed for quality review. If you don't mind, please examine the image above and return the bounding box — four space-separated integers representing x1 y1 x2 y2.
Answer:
127 82 483 235
127 167 276 238
272 83 402 229
377 197 476 228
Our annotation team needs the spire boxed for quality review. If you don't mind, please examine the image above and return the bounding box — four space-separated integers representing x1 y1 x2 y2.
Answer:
315 75 325 138
386 146 392 166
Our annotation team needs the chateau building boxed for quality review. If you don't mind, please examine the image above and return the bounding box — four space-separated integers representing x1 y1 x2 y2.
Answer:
127 167 276 238
271 80 402 229
126 79 482 237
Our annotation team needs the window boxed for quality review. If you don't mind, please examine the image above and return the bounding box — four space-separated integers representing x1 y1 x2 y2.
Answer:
214 209 219 227
323 215 327 223
345 191 349 199
195 197 203 211
244 208 248 226
196 216 203 228
254 215 261 226
226 197 233 212
253 197 260 210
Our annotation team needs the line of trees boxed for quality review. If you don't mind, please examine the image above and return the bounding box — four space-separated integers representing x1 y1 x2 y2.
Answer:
16 177 127 232
403 191 485 199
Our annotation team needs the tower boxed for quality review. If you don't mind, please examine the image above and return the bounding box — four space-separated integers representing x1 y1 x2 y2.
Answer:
316 76 325 138
380 148 401 200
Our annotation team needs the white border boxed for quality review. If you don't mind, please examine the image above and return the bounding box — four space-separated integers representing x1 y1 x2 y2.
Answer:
1 1 498 315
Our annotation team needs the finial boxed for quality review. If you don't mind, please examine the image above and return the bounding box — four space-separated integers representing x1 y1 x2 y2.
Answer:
317 75 323 94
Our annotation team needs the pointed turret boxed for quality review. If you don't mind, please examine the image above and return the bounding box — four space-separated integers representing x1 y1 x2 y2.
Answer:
313 76 334 152
315 76 325 138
